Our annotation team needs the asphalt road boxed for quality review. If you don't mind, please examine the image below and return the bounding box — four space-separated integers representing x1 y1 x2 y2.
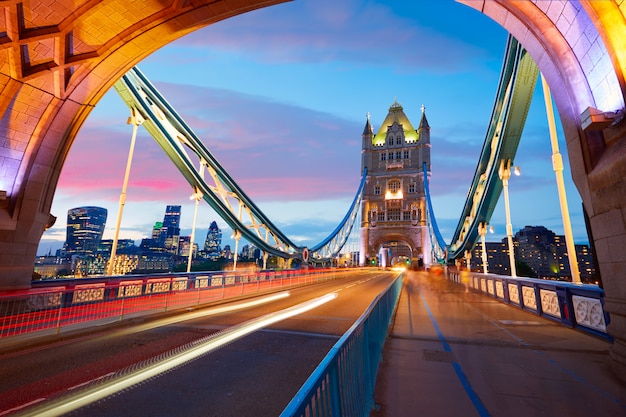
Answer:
0 269 400 417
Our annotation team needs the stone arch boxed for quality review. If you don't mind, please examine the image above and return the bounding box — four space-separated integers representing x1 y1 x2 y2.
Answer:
0 0 287 289
459 0 626 381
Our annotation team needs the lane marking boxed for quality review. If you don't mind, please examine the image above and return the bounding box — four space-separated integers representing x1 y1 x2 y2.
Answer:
260 328 340 340
417 289 492 417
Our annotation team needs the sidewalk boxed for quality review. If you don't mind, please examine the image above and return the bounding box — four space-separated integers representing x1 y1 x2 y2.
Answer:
371 270 626 417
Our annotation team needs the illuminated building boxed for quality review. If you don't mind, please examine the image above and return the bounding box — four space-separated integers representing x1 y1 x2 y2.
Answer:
64 206 107 255
359 100 431 267
204 221 222 260
161 205 181 254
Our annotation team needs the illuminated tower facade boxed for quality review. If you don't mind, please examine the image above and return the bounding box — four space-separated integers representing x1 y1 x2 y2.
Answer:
65 206 108 255
359 100 431 268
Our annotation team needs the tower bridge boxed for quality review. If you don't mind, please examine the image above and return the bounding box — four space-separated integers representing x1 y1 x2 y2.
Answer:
0 0 625 388
359 100 431 269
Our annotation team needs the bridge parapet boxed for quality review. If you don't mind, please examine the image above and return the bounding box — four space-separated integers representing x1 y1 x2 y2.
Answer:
447 271 610 340
0 268 355 340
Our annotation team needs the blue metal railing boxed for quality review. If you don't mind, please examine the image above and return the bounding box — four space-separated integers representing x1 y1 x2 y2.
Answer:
280 272 403 417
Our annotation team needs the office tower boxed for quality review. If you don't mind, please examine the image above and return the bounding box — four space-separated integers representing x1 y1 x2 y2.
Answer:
204 221 222 260
65 206 107 255
162 205 181 254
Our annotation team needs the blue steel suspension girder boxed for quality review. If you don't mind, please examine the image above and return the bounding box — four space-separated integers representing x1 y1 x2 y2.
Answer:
114 69 293 258
113 67 365 262
425 35 539 261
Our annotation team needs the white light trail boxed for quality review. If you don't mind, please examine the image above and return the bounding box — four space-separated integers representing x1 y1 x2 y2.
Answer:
16 292 338 417
114 291 291 336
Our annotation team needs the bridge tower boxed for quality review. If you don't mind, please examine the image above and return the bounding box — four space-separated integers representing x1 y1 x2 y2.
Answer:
359 100 431 268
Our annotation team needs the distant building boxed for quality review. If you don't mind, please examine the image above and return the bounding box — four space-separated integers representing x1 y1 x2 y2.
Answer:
515 226 560 278
98 239 136 254
469 225 596 282
360 100 431 268
240 244 260 261
161 205 181 254
64 206 107 255
34 256 71 278
470 241 510 275
135 252 173 273
178 236 198 258
204 221 222 260
222 244 232 260
576 244 597 283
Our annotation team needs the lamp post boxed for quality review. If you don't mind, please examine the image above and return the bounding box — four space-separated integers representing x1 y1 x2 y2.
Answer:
187 187 202 273
540 74 581 283
499 159 518 277
232 229 241 271
478 222 489 274
108 108 144 276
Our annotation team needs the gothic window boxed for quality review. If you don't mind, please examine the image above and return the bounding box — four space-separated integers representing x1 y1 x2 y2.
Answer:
388 180 401 193
388 208 401 221
404 150 409 159
377 211 385 222
374 186 381 195
381 153 387 161
387 136 393 145
396 136 402 145
388 152 394 160
408 183 416 193
396 151 402 160
403 211 412 221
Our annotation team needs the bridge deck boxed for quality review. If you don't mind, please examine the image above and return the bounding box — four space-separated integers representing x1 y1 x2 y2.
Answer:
372 270 625 417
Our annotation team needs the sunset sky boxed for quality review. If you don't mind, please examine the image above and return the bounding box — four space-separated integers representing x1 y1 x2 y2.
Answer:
37 0 590 256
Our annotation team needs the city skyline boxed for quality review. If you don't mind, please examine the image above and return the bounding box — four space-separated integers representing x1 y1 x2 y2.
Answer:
37 0 590 256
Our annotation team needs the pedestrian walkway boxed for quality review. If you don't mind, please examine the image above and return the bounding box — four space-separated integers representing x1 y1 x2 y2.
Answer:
371 270 626 417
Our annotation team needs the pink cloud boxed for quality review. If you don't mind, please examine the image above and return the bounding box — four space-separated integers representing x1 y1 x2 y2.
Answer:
58 84 363 205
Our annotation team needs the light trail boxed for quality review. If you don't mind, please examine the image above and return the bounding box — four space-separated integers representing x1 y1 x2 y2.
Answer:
15 292 338 417
113 291 291 336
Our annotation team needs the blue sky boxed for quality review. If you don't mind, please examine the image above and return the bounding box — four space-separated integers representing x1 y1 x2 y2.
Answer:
37 0 589 256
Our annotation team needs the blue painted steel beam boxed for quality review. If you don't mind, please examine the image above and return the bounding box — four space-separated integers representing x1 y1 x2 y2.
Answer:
113 67 364 262
426 35 539 261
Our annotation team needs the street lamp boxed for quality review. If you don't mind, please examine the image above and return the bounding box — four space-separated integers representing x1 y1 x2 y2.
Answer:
499 159 518 277
232 229 241 271
478 222 489 274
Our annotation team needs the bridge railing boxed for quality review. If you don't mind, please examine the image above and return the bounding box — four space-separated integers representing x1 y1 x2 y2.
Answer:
447 270 610 340
0 268 354 340
280 272 403 417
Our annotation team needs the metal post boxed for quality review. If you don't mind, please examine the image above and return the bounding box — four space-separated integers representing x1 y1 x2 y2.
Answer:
499 159 517 277
540 74 581 283
233 230 241 271
108 108 144 276
478 222 488 274
187 188 202 273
